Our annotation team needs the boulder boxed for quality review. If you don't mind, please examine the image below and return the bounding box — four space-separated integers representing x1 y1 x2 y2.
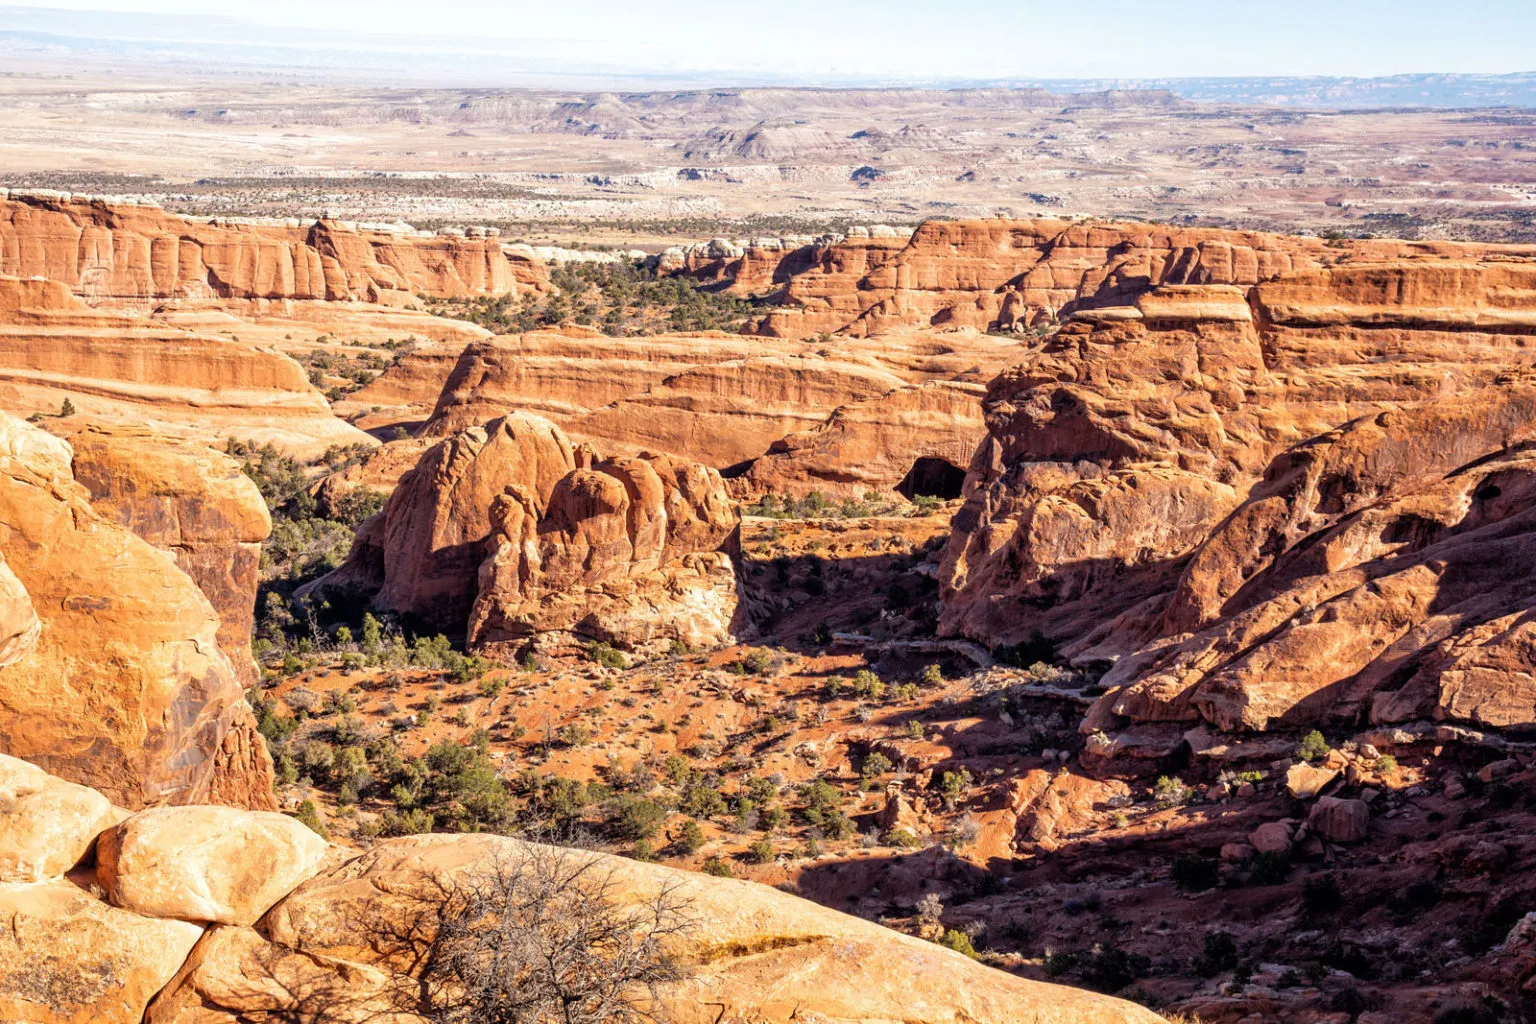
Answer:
97 806 328 926
1285 763 1340 800
1248 821 1295 858
0 879 203 1024
876 788 923 834
145 925 406 1024
0 753 117 882
1308 796 1369 844
0 551 38 666
243 833 1163 1024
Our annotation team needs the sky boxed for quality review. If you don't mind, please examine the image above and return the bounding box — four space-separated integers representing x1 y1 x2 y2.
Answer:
7 0 1536 81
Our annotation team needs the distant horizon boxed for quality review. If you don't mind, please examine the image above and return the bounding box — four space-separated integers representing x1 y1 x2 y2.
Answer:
3 1 1535 89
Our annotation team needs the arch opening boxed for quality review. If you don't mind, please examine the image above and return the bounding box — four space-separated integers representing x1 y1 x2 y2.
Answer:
896 456 965 501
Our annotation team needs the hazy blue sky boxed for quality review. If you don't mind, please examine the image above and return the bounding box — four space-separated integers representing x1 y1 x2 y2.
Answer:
14 0 1536 80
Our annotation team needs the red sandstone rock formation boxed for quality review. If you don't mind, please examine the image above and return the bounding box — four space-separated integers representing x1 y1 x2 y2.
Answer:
0 192 547 309
674 218 1536 340
0 413 274 809
935 257 1536 757
309 414 741 650
469 451 739 654
371 324 1023 497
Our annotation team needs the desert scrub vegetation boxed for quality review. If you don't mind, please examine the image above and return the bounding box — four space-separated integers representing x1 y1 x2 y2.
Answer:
425 260 760 336
743 490 930 519
231 437 381 619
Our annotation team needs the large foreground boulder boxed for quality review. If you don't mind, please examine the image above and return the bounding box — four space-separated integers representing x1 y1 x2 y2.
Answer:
0 753 117 883
97 806 328 926
0 413 273 809
0 880 203 1024
0 757 1160 1024
152 832 1160 1024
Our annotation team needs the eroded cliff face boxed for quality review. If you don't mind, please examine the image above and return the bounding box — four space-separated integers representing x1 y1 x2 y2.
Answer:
676 218 1536 340
935 258 1536 758
348 323 1026 498
0 414 274 809
0 192 548 309
54 423 273 690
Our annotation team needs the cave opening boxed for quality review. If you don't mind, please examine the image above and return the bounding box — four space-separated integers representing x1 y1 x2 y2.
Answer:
896 456 966 501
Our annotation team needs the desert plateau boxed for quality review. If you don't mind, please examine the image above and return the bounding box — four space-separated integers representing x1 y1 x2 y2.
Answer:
3 4 1536 1023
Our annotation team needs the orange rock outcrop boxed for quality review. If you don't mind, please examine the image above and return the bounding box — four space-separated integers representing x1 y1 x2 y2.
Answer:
54 423 272 689
671 218 1536 340
0 192 547 309
933 256 1536 758
0 413 274 809
310 413 741 651
469 450 740 654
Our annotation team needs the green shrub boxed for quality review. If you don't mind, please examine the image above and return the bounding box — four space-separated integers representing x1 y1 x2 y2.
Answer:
748 838 776 864
1195 931 1239 976
940 768 973 810
938 929 979 959
585 642 627 670
681 784 728 819
1297 729 1331 763
861 752 894 778
702 855 734 877
1302 873 1343 916
293 799 329 839
609 795 667 841
675 819 706 854
1153 775 1191 808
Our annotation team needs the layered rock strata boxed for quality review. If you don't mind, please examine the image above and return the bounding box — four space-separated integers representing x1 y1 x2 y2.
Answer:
934 259 1536 758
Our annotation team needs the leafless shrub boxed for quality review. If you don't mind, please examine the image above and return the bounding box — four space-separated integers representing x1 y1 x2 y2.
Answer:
419 846 693 1024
